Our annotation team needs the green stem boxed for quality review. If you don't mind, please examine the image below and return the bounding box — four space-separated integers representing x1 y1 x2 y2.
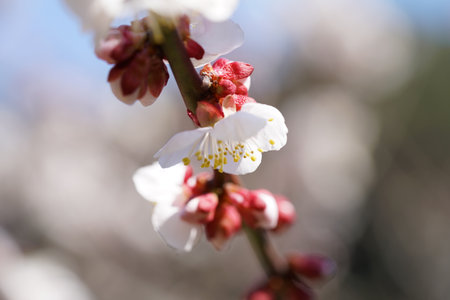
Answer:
243 225 281 277
158 21 207 113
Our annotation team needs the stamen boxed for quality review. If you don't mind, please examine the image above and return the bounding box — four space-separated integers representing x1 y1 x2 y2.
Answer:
182 157 190 165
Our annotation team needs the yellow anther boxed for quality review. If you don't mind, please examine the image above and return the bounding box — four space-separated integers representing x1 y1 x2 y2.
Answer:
240 145 244 148
268 118 274 122
182 157 190 165
269 139 275 145
258 148 263 152
217 140 223 144
251 156 256 162
208 154 213 159
224 157 228 164
195 151 201 156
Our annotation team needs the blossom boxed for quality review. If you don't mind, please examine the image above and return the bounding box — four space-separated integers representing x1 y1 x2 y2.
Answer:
201 58 253 98
65 0 241 40
133 162 202 251
155 102 288 175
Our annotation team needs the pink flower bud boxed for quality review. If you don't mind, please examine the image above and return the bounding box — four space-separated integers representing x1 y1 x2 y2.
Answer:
184 38 205 60
223 183 249 205
107 49 169 106
240 190 279 230
181 193 219 224
201 59 255 102
216 78 237 97
95 25 145 64
212 58 230 70
246 287 275 300
222 61 254 80
246 277 313 300
284 282 314 300
196 101 224 127
189 172 213 196
288 253 337 281
221 95 256 111
206 204 241 250
272 195 296 233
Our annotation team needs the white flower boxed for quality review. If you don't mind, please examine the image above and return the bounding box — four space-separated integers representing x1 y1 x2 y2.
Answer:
190 16 244 67
133 162 202 251
127 0 240 22
154 103 288 175
65 0 240 34
65 0 243 66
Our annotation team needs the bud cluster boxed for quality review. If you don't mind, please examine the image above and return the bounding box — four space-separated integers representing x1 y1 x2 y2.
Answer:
190 58 257 127
179 169 296 250
96 16 205 106
246 253 336 300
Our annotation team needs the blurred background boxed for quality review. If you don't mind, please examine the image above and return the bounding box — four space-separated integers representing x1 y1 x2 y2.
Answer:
0 0 449 299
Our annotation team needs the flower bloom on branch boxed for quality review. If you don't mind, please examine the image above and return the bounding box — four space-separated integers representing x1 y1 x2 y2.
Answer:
86 13 242 105
154 59 287 175
65 0 240 37
133 163 295 251
133 162 202 251
155 101 287 175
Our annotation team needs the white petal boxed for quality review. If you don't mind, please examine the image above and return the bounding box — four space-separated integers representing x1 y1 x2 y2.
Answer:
188 0 240 22
138 90 157 106
133 162 186 204
240 76 251 91
110 78 138 105
65 0 123 37
152 204 202 252
256 192 279 229
241 103 288 151
155 128 210 168
221 148 262 175
191 17 244 67
213 110 266 142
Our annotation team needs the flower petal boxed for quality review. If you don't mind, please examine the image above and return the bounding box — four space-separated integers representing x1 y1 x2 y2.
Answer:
155 128 210 168
191 17 244 67
188 0 240 22
221 148 262 175
241 103 288 151
133 162 186 204
213 110 266 142
152 204 202 252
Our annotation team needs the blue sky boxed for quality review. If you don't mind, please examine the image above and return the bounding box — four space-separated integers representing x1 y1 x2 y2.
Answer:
0 0 448 104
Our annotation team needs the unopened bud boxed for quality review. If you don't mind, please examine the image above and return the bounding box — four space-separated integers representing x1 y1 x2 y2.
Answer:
272 195 296 233
206 204 241 250
284 281 314 300
241 190 278 230
288 253 336 281
107 49 169 106
196 101 224 127
182 193 219 224
222 95 256 111
95 25 145 64
222 61 254 80
246 287 275 300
